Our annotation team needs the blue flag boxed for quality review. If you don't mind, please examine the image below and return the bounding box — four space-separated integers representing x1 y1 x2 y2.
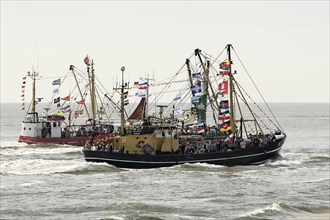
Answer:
52 79 61 86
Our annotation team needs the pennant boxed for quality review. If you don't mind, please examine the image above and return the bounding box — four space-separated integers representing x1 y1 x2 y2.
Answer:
21 94 24 97
22 81 26 84
61 95 70 101
76 99 85 105
22 90 25 93
84 54 91 66
134 81 139 87
54 97 60 103
124 99 129 105
21 85 25 89
22 76 27 80
52 79 61 86
138 82 148 90
192 72 202 78
123 91 128 98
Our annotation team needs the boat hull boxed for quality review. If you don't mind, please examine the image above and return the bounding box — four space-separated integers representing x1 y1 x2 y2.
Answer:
83 137 285 168
18 133 114 146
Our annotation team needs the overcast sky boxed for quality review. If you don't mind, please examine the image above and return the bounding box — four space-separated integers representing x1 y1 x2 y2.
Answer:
1 1 329 104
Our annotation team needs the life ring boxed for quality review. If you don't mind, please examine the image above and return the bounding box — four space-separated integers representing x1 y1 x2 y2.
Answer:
136 140 145 148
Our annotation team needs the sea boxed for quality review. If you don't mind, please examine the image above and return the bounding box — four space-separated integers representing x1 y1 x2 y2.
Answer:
1 103 329 220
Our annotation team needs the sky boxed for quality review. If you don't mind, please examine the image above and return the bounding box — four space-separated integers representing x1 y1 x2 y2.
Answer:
1 1 329 104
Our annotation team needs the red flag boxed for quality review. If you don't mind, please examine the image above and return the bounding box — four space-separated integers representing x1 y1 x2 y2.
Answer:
76 99 85 105
61 95 70 101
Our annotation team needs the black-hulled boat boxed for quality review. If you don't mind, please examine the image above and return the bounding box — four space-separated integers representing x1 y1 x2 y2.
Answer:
83 44 286 169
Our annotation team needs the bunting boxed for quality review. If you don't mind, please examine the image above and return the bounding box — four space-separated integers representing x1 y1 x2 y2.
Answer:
21 76 26 110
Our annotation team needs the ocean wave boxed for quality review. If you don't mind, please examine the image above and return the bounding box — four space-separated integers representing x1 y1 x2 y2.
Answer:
238 202 282 218
237 202 330 219
0 159 85 175
0 144 81 157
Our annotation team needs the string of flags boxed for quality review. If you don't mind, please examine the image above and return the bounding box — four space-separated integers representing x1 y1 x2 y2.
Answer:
218 60 234 142
21 76 26 110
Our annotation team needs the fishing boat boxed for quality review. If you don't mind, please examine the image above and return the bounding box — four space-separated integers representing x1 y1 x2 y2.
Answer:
18 56 117 146
83 44 286 168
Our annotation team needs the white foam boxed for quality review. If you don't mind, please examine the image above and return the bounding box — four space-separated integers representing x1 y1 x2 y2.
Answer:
0 145 81 156
0 159 87 175
240 202 282 217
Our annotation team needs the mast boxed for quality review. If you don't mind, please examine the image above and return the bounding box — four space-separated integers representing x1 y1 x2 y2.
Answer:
227 44 236 136
28 68 38 122
87 60 97 126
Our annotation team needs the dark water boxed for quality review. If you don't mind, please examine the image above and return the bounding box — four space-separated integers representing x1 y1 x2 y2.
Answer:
1 103 329 219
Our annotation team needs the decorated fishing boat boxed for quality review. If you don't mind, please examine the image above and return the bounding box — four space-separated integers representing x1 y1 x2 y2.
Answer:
18 56 117 146
83 44 286 168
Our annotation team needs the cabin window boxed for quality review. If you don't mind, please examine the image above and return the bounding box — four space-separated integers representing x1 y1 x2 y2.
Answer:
24 127 26 130
53 122 57 127
58 121 61 127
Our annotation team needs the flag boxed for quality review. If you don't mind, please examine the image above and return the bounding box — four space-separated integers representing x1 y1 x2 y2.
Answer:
134 81 139 87
22 81 26 84
22 90 25 93
84 55 91 66
54 97 60 103
74 109 84 118
219 112 230 121
191 95 200 104
192 81 202 94
123 91 128 98
21 85 25 89
173 106 182 117
192 72 202 78
76 99 85 105
173 93 181 104
53 88 59 94
124 99 129 105
21 94 24 97
220 121 231 132
61 105 71 112
135 90 147 97
52 79 61 86
61 95 70 101
22 76 27 80
138 82 148 90
219 61 230 70
219 61 230 77
220 100 229 109
219 80 228 91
